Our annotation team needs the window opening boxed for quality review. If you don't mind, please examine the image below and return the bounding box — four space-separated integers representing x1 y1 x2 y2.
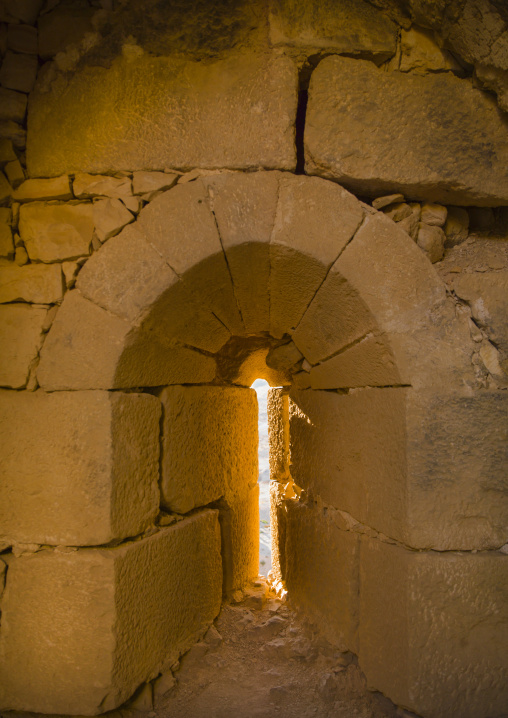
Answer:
251 378 271 575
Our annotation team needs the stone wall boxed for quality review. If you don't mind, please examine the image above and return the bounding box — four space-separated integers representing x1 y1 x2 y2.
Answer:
0 1 507 716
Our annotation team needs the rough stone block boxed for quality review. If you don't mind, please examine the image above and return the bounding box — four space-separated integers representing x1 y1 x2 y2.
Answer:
93 197 134 242
270 175 364 338
160 385 258 513
289 388 508 550
138 181 243 336
285 498 360 653
0 87 27 123
7 23 38 54
0 262 63 303
0 511 222 714
27 54 297 176
359 537 508 718
0 169 11 204
0 207 13 258
73 173 132 200
4 159 24 188
0 390 160 546
12 175 72 202
269 0 397 62
398 26 462 74
0 303 47 388
309 333 400 389
132 171 177 195
203 172 280 334
0 51 37 93
267 388 290 481
37 290 216 390
0 138 16 165
220 484 260 593
19 201 94 262
305 55 508 205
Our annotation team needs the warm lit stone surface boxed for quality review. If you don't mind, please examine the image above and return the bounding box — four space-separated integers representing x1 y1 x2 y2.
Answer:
12 176 72 202
305 56 508 205
0 208 13 258
19 201 94 262
221 484 260 593
0 262 63 304
73 173 132 200
270 480 287 583
0 303 47 388
0 512 222 715
27 54 297 176
267 388 290 481
203 171 280 334
359 537 508 718
0 390 160 546
37 290 216 390
160 386 258 514
289 388 508 550
270 175 364 337
285 498 360 653
269 0 397 61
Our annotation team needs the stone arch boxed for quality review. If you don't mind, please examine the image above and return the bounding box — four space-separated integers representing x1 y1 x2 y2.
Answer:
2 172 507 717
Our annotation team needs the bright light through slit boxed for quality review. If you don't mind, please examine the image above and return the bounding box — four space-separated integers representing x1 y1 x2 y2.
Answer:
252 378 271 575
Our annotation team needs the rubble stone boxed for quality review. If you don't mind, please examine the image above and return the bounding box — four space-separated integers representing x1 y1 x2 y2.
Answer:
73 173 132 200
420 202 447 226
4 159 24 188
13 176 72 202
0 263 63 304
19 201 94 262
93 197 134 242
0 303 47 388
0 51 37 93
132 171 178 195
7 24 37 54
399 26 463 74
444 206 469 246
0 87 27 123
0 207 13 258
417 222 445 262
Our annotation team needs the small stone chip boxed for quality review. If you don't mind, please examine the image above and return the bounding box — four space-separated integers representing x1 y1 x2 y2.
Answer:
372 193 404 210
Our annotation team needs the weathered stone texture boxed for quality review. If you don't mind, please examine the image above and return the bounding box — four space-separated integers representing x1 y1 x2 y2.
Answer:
0 303 47 388
19 201 94 262
160 386 258 513
12 176 72 202
220 485 260 593
0 207 13 258
267 388 290 481
305 55 508 205
0 88 27 124
27 54 297 176
285 499 360 653
0 390 160 546
93 197 134 242
0 511 222 714
0 263 63 304
269 0 397 61
73 173 132 200
359 537 508 718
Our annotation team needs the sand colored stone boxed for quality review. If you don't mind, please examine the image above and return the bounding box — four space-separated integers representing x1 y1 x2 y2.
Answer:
0 88 27 124
0 207 13 258
269 0 397 61
0 390 160 546
305 55 508 205
12 176 72 202
0 512 222 714
132 171 177 195
220 485 260 594
19 201 94 262
285 498 360 653
359 537 508 718
398 26 462 74
160 385 258 513
93 198 134 242
269 480 288 583
0 303 47 388
37 290 216 390
73 173 132 200
27 53 297 176
270 175 364 338
267 388 290 481
0 262 63 304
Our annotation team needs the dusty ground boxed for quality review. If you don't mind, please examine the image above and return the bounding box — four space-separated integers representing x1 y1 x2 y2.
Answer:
145 580 406 718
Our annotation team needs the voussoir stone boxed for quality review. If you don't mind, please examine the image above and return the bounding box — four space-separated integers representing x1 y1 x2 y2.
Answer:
27 53 297 176
0 263 63 304
0 390 160 546
19 201 94 262
305 55 508 206
0 511 222 714
268 0 397 62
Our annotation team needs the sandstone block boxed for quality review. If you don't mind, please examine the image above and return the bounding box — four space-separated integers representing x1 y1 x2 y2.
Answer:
444 206 469 246
0 390 160 545
269 0 397 62
399 26 462 74
27 54 297 176
4 159 24 188
37 290 216 390
93 197 134 242
0 169 11 204
0 511 222 714
132 171 177 195
267 388 290 481
0 262 63 303
285 499 360 653
372 193 404 210
381 202 412 222
266 341 302 372
416 222 445 263
270 480 288 583
160 385 258 513
420 202 447 226
453 271 508 359
220 485 259 593
0 120 25 150
0 138 16 165
7 24 37 54
73 173 132 200
12 175 72 202
270 175 364 338
0 303 47 388
203 172 280 334
359 538 508 718
0 87 27 123
0 207 13 258
138 181 243 336
305 56 508 205
309 333 400 389
0 51 37 93
19 201 94 262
